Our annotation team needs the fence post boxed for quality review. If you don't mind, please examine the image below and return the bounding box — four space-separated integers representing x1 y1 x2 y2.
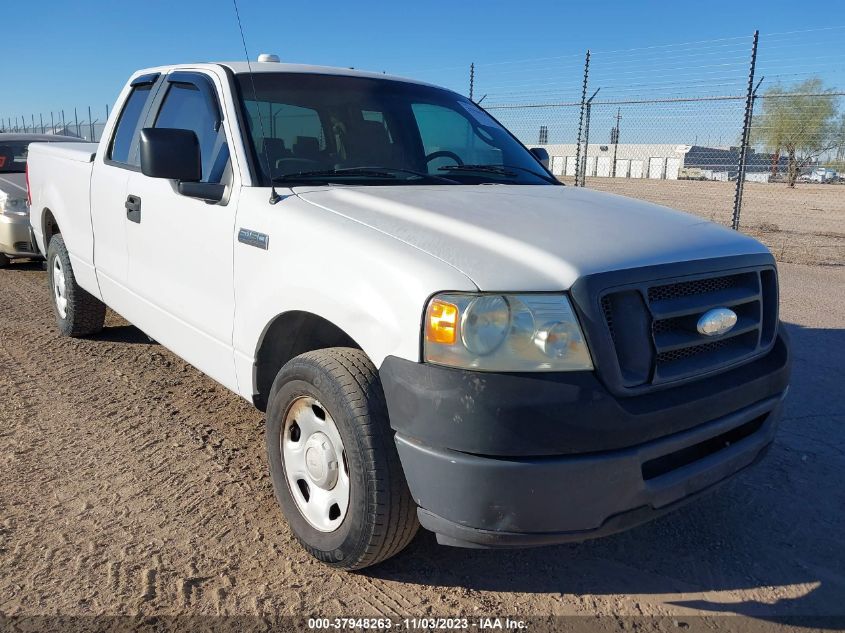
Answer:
611 108 622 177
574 50 590 187
469 62 475 101
581 88 601 187
732 30 759 231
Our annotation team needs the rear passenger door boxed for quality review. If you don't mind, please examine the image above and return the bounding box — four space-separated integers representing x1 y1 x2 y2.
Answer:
123 70 239 391
91 73 161 309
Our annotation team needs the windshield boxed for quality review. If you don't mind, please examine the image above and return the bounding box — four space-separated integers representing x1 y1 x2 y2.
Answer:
0 142 29 173
235 73 557 186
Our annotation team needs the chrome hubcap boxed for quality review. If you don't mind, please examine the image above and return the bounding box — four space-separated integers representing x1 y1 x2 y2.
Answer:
52 257 68 319
282 396 349 532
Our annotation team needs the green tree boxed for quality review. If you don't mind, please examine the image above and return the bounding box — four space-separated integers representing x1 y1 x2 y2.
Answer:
751 78 840 187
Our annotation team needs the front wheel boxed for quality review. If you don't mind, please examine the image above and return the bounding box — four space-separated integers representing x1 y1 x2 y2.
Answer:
266 347 418 569
47 235 106 337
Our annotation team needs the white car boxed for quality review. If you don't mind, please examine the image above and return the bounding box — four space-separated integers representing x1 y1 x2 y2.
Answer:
0 133 83 266
26 58 791 569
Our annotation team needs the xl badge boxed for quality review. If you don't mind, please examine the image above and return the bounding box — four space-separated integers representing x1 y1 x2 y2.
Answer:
697 308 738 337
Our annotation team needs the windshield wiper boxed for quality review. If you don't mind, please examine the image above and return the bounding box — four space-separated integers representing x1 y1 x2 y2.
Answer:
438 163 557 183
273 168 395 184
365 166 459 184
273 167 457 185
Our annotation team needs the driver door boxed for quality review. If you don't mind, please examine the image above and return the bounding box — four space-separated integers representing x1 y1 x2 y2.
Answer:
123 70 239 391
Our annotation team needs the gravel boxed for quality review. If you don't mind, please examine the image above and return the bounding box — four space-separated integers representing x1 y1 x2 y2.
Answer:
0 260 842 621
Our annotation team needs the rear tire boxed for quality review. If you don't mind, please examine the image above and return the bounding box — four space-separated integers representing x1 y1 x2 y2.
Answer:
47 235 106 337
266 347 419 570
0 253 9 268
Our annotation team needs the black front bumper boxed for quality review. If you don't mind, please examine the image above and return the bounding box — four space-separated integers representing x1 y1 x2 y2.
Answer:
379 330 790 548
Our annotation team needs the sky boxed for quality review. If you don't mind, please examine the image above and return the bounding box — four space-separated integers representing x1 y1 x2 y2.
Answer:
3 0 844 145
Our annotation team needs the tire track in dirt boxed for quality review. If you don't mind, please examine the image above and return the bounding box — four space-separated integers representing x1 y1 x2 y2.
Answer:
0 265 430 617
2 262 843 619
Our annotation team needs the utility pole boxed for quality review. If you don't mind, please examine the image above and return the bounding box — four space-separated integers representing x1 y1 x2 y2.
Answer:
611 107 622 178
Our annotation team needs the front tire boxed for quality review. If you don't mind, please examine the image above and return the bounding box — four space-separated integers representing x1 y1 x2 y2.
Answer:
266 347 418 570
47 235 106 337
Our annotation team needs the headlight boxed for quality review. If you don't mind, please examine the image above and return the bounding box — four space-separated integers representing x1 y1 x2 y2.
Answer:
0 192 28 216
424 293 593 372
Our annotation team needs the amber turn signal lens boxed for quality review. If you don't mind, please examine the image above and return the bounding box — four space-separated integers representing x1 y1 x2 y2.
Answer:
426 299 459 345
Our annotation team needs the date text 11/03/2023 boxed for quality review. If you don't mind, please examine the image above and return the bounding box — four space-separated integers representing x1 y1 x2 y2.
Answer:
307 617 529 630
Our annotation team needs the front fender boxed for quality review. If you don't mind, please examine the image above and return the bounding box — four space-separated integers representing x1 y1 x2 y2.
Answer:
231 188 475 401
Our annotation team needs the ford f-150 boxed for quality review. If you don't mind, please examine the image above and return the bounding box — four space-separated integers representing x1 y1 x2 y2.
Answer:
26 58 790 569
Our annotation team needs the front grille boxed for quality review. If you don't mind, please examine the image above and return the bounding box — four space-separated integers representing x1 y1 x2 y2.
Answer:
655 338 730 364
601 296 617 341
647 275 742 302
598 267 778 388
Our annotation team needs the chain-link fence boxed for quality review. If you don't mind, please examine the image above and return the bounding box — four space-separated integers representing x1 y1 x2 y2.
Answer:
4 29 843 265
0 108 108 142
403 28 845 266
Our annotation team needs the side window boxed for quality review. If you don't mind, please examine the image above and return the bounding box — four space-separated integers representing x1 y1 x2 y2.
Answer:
361 110 393 141
109 84 153 165
268 103 325 152
243 100 328 178
411 103 502 170
154 81 229 183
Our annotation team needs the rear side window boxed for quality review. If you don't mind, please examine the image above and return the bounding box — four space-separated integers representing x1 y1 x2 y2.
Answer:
109 84 153 165
154 82 229 183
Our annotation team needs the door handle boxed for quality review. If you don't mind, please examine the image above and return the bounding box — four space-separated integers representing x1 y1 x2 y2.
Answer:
125 195 141 223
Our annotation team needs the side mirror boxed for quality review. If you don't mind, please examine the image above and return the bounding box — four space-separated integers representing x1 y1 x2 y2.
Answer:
139 128 225 202
530 147 550 170
139 128 201 181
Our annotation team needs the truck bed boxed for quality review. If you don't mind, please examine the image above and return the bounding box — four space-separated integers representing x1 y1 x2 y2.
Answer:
27 142 100 297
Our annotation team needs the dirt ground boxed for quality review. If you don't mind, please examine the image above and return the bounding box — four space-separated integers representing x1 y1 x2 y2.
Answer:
560 178 845 266
0 260 843 624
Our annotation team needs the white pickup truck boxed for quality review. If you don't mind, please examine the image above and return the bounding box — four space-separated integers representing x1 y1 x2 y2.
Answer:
27 58 790 570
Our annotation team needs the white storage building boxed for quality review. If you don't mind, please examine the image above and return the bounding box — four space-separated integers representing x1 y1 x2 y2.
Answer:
540 143 692 180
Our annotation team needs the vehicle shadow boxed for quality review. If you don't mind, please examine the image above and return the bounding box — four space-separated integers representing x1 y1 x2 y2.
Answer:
368 323 845 622
94 324 154 345
5 259 45 271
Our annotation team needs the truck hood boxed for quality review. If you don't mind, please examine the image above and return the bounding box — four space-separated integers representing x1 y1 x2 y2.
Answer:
296 185 770 291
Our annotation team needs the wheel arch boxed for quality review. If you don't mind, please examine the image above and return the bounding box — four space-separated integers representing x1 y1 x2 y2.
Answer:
253 310 363 411
41 208 61 247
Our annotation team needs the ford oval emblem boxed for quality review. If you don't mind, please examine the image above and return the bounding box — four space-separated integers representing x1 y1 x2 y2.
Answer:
697 308 738 337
